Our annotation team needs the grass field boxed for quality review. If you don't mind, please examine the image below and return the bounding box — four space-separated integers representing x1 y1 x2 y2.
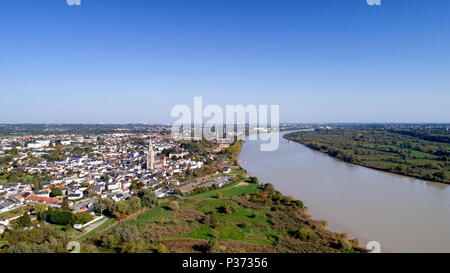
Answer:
82 181 365 253
187 182 259 200
0 206 29 219
77 218 115 242
229 168 246 175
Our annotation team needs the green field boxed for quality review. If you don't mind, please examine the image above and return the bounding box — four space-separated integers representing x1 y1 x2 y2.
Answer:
77 218 115 242
229 168 246 175
81 182 363 253
188 182 259 200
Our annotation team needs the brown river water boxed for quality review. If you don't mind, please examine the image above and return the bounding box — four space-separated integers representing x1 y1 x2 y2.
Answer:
239 131 450 253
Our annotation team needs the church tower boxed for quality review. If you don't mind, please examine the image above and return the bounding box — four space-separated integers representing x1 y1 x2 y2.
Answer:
147 137 155 170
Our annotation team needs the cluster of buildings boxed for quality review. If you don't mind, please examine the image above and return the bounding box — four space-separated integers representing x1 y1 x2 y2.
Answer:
0 133 214 229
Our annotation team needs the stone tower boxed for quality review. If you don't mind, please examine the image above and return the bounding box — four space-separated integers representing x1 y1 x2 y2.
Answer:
147 137 155 170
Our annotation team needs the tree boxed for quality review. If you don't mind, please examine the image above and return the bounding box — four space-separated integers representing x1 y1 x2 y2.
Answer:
338 239 353 252
263 183 275 191
173 188 183 196
249 176 259 184
129 182 138 190
61 198 70 211
101 234 119 249
93 198 114 214
210 213 218 228
292 228 318 241
110 201 130 219
100 175 110 182
434 171 447 180
99 225 144 252
127 196 142 213
156 243 167 253
74 212 94 224
32 180 42 190
138 189 158 208
7 242 32 253
49 209 75 226
17 212 32 227
218 205 232 215
50 187 63 197
168 201 179 211
33 203 48 220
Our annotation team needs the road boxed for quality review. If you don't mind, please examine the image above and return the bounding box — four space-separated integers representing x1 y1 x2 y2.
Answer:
71 197 96 211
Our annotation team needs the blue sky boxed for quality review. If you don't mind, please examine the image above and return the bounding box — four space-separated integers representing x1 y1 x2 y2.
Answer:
1 0 449 123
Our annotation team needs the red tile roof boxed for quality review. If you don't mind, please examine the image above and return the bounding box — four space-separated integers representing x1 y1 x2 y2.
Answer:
25 194 62 205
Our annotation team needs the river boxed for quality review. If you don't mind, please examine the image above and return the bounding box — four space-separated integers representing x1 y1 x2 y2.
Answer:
239 131 450 253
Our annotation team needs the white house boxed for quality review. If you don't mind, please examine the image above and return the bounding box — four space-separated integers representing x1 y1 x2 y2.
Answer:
122 181 131 189
0 201 17 213
34 190 49 198
155 190 166 198
67 191 83 200
112 193 125 202
107 181 121 191
27 140 51 149
168 178 180 186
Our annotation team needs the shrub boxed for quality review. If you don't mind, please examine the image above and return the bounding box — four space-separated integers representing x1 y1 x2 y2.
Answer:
50 187 63 197
17 212 32 227
127 196 142 212
263 183 275 191
210 213 219 228
199 214 211 225
156 243 167 253
110 201 131 219
282 196 295 205
48 209 75 226
218 205 232 215
7 242 32 253
293 200 304 208
173 188 183 196
338 239 353 252
237 222 248 228
292 228 318 242
249 176 259 184
74 212 94 224
138 189 158 208
168 201 179 211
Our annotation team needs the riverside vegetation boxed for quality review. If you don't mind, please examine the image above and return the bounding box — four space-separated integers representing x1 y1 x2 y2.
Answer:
81 179 365 253
284 126 450 184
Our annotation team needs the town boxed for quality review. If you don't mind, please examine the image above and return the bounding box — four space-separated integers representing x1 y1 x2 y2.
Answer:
0 129 242 236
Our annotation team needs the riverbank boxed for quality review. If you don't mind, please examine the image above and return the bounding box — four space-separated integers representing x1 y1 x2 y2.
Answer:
283 130 450 184
240 131 450 252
